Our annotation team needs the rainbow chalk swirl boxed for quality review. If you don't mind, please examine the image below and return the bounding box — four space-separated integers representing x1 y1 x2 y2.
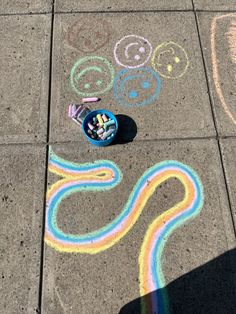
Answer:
45 148 204 314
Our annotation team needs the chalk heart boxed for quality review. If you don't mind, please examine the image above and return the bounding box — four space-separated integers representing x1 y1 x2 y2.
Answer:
113 67 161 107
151 42 189 79
114 35 153 68
70 56 115 97
66 19 111 53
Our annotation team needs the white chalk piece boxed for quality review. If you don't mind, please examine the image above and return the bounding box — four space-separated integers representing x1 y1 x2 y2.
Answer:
101 129 114 140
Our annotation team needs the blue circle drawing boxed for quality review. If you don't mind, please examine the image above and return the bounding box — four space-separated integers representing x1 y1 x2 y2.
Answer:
113 67 161 107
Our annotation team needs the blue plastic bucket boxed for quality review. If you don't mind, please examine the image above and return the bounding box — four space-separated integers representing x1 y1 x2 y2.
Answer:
82 109 118 147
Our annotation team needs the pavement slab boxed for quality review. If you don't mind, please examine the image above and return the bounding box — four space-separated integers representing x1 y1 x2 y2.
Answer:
0 1 52 14
198 12 236 136
0 15 51 144
0 145 46 314
194 0 236 11
50 12 215 143
221 138 236 227
54 0 193 13
42 139 236 313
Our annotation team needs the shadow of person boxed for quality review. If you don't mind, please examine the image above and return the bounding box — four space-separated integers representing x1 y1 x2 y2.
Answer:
119 249 236 314
112 114 137 145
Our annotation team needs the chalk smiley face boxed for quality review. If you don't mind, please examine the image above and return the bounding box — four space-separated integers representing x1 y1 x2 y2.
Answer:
113 67 161 107
114 35 153 68
66 19 111 53
151 42 189 79
70 56 115 97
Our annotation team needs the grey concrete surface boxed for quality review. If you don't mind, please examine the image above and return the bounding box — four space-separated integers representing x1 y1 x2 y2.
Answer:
0 15 51 144
0 145 46 314
221 138 236 226
0 0 52 14
194 0 236 11
42 139 236 313
55 0 193 12
50 12 215 143
198 12 236 137
1 2 236 313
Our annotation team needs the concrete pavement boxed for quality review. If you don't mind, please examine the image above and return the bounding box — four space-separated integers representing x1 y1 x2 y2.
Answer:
0 1 236 314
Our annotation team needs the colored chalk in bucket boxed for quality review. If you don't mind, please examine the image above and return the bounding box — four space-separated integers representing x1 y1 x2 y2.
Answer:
82 109 118 147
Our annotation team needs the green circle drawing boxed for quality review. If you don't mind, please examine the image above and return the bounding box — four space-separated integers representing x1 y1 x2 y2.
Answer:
70 56 115 97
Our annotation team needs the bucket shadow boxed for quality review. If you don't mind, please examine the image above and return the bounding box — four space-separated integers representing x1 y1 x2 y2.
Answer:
119 249 236 314
112 114 137 144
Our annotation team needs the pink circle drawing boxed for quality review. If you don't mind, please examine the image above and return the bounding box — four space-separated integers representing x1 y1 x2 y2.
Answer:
114 35 153 68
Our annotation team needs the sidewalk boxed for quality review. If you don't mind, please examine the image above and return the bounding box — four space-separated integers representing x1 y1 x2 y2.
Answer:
0 1 236 313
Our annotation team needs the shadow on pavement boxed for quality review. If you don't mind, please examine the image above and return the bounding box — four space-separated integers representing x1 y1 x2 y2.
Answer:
112 114 137 144
119 249 236 314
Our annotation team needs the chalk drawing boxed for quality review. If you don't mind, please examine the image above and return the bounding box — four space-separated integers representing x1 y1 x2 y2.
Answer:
66 19 111 53
113 67 161 107
211 14 236 125
70 56 115 97
45 148 204 313
114 35 153 68
151 42 189 79
227 19 236 64
138 165 203 313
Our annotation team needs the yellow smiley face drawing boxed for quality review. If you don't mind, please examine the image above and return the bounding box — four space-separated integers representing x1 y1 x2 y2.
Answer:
151 42 189 79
